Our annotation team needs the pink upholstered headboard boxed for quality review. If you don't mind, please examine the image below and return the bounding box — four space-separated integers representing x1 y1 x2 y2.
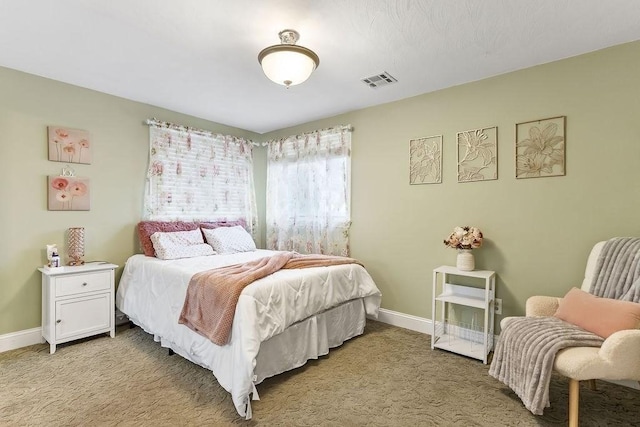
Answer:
198 218 246 232
137 219 248 257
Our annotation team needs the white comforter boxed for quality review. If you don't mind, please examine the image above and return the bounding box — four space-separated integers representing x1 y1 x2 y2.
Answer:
115 250 381 418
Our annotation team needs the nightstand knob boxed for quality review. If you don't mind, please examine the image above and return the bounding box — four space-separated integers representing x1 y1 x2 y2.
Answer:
82 282 88 286
56 319 61 324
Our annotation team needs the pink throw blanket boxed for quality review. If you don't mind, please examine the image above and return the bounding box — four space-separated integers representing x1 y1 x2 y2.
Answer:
179 252 363 345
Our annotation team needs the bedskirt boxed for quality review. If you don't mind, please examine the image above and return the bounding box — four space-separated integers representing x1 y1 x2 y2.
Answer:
140 298 368 418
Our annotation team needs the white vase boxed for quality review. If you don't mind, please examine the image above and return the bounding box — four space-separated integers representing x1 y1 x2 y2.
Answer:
456 249 475 271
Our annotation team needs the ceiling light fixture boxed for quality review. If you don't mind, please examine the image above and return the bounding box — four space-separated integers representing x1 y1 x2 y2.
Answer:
258 29 319 88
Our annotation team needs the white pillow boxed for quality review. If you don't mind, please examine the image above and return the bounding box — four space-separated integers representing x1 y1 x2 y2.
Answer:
202 225 256 254
150 229 215 260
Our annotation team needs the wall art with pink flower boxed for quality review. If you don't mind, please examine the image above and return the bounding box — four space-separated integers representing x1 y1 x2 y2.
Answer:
48 126 92 164
48 176 90 211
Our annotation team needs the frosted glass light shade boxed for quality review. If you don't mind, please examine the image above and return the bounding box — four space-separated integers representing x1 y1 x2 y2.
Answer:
258 30 319 87
259 47 318 87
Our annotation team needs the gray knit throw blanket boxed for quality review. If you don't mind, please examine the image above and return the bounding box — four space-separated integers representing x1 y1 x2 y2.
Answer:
590 238 640 301
489 237 640 415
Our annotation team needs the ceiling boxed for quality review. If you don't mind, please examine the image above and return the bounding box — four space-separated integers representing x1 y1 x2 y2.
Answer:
1 1 640 134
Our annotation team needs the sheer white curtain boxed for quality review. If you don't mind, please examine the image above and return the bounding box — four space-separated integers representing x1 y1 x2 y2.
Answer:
266 125 351 256
144 122 258 235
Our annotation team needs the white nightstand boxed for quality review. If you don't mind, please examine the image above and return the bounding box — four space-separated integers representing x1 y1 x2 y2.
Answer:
38 262 118 354
431 265 496 364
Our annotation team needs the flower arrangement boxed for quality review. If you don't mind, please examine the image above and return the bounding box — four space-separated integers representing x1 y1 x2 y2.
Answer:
443 226 483 250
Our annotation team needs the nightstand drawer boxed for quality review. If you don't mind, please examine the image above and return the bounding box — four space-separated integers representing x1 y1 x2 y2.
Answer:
55 271 111 297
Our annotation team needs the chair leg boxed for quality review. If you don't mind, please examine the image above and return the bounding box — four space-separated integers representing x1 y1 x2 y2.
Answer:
568 378 580 427
588 379 597 391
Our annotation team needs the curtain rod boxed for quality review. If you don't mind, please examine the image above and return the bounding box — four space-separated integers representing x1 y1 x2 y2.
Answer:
146 119 352 147
145 118 260 146
263 124 352 145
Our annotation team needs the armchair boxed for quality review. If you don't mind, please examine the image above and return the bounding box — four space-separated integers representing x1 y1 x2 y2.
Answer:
518 241 640 426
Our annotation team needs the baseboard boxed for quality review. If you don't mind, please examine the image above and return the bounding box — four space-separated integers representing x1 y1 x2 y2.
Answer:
370 308 433 334
371 308 500 343
0 327 44 353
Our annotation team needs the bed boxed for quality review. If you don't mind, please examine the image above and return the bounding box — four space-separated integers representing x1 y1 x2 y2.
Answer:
115 248 382 419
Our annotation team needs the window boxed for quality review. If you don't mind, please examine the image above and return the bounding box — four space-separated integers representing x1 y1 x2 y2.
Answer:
266 125 351 255
144 124 257 233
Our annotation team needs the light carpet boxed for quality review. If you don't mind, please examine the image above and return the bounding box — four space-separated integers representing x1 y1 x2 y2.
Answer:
1 321 638 426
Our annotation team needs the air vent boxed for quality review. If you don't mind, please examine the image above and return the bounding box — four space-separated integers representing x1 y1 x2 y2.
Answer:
361 72 397 88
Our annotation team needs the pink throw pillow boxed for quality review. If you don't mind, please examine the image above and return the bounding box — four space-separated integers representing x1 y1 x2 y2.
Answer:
137 221 199 257
554 287 640 338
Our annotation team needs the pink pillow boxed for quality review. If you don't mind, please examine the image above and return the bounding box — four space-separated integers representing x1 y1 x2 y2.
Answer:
137 221 199 257
554 287 640 338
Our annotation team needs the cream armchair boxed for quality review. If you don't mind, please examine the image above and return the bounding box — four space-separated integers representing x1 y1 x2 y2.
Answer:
520 241 640 426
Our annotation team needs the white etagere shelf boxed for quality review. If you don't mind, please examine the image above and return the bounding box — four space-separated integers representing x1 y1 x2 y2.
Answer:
431 265 496 364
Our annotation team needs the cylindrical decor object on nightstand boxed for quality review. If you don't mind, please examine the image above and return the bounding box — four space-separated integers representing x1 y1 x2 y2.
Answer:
68 227 85 266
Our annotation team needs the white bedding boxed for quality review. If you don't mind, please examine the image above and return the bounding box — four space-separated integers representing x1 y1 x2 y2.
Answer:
115 250 381 418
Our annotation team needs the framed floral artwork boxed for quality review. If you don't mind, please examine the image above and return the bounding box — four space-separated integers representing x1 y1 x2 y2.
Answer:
516 116 565 178
48 175 90 211
410 135 442 184
48 126 92 164
457 126 498 182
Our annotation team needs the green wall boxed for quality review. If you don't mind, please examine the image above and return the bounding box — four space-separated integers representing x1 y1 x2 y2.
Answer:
0 67 261 335
2 41 640 337
260 41 640 325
